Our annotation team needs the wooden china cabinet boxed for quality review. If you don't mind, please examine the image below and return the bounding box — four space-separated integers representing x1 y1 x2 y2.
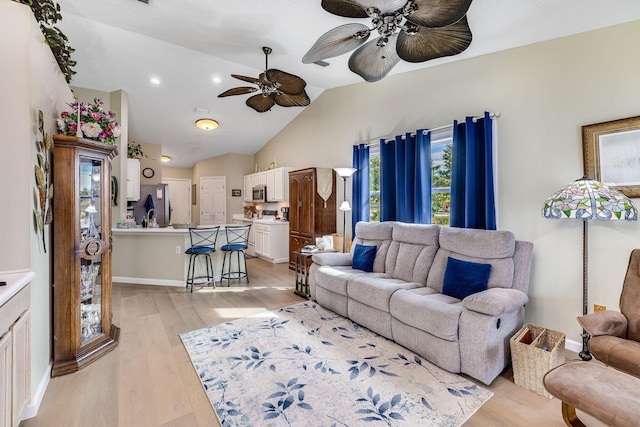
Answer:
288 168 337 269
51 135 120 377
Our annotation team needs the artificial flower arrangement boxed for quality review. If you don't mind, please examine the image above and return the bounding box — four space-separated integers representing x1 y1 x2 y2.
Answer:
57 98 121 145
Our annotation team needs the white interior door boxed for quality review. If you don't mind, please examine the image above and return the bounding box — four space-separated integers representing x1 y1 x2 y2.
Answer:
162 178 191 224
201 176 226 225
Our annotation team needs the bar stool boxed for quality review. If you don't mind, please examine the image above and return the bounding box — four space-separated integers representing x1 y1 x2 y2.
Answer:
186 226 220 292
220 224 251 286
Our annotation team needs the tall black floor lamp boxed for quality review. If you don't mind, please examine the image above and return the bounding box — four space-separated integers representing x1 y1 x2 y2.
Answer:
334 167 357 253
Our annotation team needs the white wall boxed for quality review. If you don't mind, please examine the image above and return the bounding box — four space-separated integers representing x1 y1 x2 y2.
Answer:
2 0 75 416
256 20 640 344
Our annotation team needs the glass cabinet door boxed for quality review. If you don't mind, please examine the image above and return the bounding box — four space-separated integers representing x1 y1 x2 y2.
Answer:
79 156 105 344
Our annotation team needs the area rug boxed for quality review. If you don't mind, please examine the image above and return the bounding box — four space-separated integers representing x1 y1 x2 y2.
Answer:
180 302 492 426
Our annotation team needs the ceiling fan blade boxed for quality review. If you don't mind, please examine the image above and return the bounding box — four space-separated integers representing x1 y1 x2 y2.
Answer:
303 23 370 64
231 74 261 85
321 0 368 18
348 34 400 82
217 87 258 97
360 0 408 14
246 94 276 113
274 91 311 108
408 0 473 28
266 69 307 95
397 16 472 63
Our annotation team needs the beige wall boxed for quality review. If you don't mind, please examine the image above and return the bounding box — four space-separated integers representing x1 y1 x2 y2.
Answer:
192 153 254 223
139 142 163 185
163 166 193 180
256 20 640 345
3 0 75 410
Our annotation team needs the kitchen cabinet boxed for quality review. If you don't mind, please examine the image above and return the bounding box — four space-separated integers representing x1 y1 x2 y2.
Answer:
126 158 140 201
254 221 289 263
244 167 293 203
0 282 30 427
288 168 336 269
52 136 120 377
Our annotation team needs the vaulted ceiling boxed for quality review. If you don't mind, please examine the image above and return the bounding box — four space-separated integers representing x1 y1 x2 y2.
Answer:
56 0 640 167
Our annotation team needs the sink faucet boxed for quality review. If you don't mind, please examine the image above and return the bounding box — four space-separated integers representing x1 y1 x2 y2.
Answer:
147 208 155 220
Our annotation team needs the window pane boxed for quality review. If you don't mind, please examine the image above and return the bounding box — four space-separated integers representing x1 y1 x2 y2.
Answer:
431 130 452 226
369 147 380 222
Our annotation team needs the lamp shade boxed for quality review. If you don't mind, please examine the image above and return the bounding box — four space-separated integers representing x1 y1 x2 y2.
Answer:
339 201 351 211
334 167 357 178
542 177 637 221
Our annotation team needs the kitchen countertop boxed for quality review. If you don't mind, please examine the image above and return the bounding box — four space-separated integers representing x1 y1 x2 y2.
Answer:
0 271 35 307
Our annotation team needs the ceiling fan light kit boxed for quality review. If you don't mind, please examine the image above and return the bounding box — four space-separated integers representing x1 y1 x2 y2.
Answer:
218 47 311 113
303 0 474 82
195 118 219 130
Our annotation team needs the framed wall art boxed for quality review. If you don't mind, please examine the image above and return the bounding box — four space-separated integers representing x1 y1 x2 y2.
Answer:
583 115 640 198
232 189 242 197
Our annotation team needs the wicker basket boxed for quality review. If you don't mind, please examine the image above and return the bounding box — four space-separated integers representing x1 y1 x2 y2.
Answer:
510 324 565 398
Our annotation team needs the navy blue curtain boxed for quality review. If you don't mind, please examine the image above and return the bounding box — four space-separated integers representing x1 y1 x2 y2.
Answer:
380 130 432 223
450 112 496 229
351 144 370 236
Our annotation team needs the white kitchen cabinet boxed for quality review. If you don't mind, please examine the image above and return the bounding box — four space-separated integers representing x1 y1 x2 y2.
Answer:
0 282 30 427
266 167 292 202
126 158 140 201
254 221 289 263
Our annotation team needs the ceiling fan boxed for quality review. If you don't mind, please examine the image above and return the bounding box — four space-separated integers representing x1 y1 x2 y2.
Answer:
303 0 474 82
218 47 311 113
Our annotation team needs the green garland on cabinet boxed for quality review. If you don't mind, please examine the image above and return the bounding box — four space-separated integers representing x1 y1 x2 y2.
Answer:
14 0 76 83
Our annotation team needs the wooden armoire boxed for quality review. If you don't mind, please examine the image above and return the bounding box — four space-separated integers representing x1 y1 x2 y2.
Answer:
288 168 337 269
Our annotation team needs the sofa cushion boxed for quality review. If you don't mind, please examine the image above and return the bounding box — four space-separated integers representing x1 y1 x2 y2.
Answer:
442 257 491 300
315 265 365 297
427 228 516 291
348 275 421 312
352 221 395 273
390 288 464 342
385 223 440 283
352 244 377 272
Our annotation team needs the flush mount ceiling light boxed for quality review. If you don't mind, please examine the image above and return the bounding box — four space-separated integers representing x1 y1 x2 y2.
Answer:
161 155 171 163
303 0 473 82
195 118 219 130
149 76 161 85
218 46 310 113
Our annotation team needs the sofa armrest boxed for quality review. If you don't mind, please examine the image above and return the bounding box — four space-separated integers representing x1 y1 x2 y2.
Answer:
462 288 529 316
311 252 352 267
577 311 628 338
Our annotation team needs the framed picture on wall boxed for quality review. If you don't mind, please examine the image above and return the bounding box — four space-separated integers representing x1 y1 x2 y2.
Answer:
231 189 241 197
583 115 640 198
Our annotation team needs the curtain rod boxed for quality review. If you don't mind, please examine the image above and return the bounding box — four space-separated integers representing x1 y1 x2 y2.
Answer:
361 112 500 147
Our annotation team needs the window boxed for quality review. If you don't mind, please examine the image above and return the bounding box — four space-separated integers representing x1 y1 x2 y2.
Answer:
431 129 452 226
367 129 452 225
369 145 380 222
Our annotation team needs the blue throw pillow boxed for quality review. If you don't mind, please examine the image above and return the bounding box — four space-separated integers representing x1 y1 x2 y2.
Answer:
442 257 492 300
352 244 377 272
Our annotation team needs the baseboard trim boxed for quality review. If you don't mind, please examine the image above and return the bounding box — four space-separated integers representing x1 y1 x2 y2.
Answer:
22 362 51 420
113 276 223 287
565 338 581 354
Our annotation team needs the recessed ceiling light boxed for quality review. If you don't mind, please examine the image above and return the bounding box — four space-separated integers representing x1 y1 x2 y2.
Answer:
161 155 171 163
195 118 219 131
150 77 161 85
212 76 222 84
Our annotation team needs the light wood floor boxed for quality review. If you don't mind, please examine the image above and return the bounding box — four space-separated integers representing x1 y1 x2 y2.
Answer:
22 259 603 427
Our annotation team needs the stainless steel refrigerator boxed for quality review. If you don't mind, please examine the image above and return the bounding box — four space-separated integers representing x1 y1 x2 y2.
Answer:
132 184 171 225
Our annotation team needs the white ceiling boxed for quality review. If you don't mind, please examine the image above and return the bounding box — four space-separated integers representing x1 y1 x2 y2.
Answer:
56 0 640 168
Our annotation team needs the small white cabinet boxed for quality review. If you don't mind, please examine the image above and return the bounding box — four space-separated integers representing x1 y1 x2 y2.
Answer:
254 221 289 263
126 158 140 201
243 175 253 202
0 279 31 427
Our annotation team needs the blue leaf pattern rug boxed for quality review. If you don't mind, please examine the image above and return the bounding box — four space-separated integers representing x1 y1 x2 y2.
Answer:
180 302 492 426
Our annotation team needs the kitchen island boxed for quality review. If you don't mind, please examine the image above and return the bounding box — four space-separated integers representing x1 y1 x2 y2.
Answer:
112 226 241 287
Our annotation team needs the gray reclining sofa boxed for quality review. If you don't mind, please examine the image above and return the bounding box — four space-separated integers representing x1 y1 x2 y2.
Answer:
309 221 534 385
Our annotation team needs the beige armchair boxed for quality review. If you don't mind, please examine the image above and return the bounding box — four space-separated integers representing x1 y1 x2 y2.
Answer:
577 249 640 378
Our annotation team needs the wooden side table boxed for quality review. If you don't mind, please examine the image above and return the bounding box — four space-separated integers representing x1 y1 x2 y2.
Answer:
293 250 336 298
